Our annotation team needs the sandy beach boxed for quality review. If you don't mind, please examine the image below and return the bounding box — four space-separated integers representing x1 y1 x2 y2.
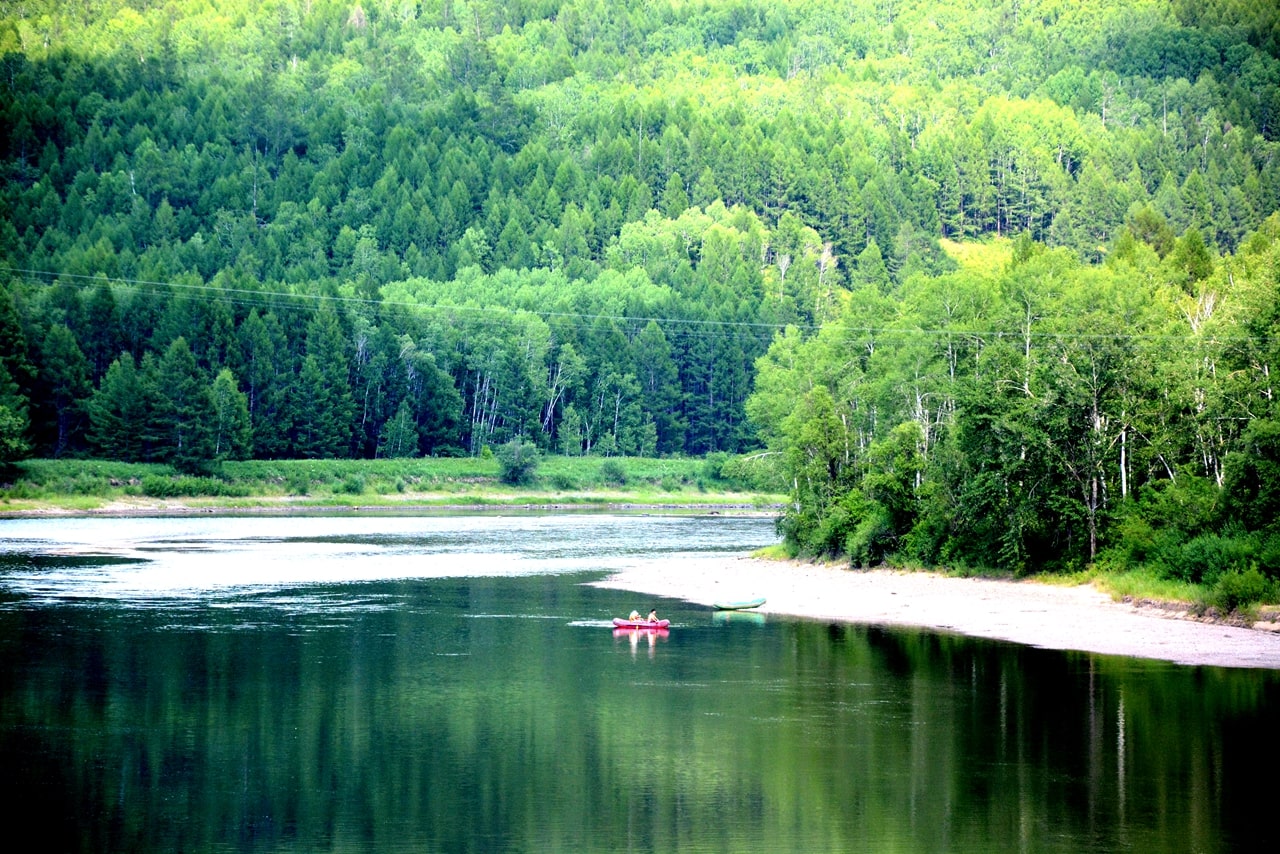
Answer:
593 556 1280 670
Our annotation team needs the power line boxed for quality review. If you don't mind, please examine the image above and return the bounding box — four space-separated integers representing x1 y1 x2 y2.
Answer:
0 266 797 339
2 265 1273 347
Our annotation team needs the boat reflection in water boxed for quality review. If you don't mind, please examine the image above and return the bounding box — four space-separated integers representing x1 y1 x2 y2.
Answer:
614 625 670 658
713 609 766 625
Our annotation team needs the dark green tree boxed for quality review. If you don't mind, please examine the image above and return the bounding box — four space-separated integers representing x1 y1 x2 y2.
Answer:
237 309 295 459
88 353 153 462
293 306 355 458
633 321 685 453
0 360 30 466
152 337 217 473
36 323 91 456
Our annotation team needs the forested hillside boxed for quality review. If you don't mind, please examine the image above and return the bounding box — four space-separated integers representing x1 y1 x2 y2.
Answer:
3 1 1280 582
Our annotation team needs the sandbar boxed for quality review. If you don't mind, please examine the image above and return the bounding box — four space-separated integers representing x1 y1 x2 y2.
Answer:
592 556 1280 669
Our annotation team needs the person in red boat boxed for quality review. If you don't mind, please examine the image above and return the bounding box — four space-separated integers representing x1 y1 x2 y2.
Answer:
647 609 659 623
628 610 642 622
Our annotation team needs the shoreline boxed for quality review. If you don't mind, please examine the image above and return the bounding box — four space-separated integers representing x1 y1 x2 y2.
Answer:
592 556 1280 670
0 497 778 518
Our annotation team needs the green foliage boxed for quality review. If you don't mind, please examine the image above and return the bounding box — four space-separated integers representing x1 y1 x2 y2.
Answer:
88 354 152 462
752 221 1280 578
286 471 311 496
152 337 217 474
140 476 249 498
496 439 540 486
37 324 90 457
4 0 1280 587
846 504 896 569
0 359 30 465
1205 568 1277 614
1161 533 1254 586
701 452 730 482
3 454 777 509
208 369 252 462
548 472 578 491
1223 418 1280 533
599 459 627 486
0 402 29 467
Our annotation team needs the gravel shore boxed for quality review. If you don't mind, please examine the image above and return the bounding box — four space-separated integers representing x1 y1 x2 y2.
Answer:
592 556 1280 669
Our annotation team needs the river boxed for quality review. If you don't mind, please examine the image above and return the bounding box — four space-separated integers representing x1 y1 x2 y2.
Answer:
1 514 1276 852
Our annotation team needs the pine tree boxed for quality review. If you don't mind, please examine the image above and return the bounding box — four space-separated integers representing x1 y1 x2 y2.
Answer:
88 353 153 462
37 324 90 457
237 309 295 459
152 337 216 473
633 321 685 453
292 306 355 458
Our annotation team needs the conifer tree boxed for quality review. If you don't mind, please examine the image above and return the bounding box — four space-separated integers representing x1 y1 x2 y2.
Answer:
37 324 90 457
152 337 216 473
88 353 152 462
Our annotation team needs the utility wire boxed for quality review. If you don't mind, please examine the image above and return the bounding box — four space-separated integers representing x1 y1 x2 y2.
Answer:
2 265 1272 347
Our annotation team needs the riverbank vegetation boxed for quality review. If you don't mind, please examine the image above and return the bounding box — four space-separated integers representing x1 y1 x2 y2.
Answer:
3 2 1280 607
0 453 781 511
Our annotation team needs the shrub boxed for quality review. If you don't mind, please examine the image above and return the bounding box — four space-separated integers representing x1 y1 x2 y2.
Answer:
1206 567 1275 614
702 452 730 481
846 503 894 568
599 459 627 486
549 473 577 491
286 472 311 496
140 476 249 498
340 474 366 495
1161 533 1253 585
496 439 540 486
63 473 111 495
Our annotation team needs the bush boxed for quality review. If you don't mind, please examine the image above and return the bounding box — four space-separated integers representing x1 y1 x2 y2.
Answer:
599 459 627 486
140 476 249 498
1206 567 1275 614
549 473 577 490
496 439 540 486
286 472 311 496
340 474 366 495
62 473 111 495
1161 533 1253 585
702 452 730 482
846 503 895 568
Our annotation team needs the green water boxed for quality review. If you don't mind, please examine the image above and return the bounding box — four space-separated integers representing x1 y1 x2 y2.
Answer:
1 516 1276 852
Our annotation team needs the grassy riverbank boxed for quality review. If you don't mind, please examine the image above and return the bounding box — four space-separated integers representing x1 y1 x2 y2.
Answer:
0 456 785 515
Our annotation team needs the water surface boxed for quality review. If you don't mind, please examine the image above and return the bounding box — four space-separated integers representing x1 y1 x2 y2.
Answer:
1 515 1276 852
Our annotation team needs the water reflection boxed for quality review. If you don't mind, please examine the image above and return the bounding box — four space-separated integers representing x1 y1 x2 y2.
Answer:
0 516 1277 852
614 626 670 659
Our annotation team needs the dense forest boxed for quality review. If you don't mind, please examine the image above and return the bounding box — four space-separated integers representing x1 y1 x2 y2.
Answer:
3 1 1280 585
